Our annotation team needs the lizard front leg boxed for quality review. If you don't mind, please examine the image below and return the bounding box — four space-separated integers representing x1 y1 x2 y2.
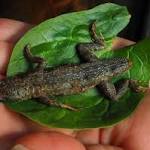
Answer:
24 44 44 70
76 21 105 62
89 20 105 46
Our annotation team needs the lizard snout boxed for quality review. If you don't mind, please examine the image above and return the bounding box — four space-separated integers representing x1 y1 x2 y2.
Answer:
110 57 132 76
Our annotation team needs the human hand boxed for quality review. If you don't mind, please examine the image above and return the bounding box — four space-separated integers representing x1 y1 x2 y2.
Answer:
0 19 150 150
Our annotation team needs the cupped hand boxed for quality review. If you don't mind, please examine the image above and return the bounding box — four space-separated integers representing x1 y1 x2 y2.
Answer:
0 19 150 150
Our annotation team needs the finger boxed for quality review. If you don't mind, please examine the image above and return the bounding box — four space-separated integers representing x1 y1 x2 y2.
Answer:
76 129 100 145
0 104 34 150
0 18 31 43
86 144 123 150
100 118 133 145
99 91 150 150
112 37 135 49
12 132 85 150
0 41 13 74
0 103 75 149
120 91 150 150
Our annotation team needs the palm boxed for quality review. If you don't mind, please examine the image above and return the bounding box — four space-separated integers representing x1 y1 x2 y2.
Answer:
0 19 150 150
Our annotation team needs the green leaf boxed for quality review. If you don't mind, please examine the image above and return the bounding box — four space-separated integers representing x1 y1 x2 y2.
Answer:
5 3 140 129
7 3 130 76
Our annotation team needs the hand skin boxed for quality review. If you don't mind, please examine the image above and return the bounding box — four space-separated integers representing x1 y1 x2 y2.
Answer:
0 18 150 150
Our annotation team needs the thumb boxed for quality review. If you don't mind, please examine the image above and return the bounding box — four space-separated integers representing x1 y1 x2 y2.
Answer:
11 132 85 150
87 144 123 150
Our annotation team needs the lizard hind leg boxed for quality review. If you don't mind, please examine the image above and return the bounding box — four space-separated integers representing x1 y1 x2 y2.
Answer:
98 79 129 101
36 96 78 111
24 44 44 69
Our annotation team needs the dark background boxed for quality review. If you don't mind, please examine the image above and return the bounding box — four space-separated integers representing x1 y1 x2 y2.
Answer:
0 0 149 41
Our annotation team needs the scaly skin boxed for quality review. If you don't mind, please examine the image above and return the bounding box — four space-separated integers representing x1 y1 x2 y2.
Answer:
0 57 131 101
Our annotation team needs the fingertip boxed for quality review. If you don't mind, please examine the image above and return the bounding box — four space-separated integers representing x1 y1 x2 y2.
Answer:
0 41 13 75
76 129 99 145
112 37 135 50
0 18 31 43
13 132 85 150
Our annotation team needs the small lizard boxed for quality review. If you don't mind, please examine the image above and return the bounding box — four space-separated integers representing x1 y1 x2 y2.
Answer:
0 21 144 111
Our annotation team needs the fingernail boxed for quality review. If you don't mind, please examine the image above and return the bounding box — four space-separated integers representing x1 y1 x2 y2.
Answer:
11 144 30 150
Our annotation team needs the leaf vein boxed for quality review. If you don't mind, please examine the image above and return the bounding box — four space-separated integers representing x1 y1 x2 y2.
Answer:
133 52 145 81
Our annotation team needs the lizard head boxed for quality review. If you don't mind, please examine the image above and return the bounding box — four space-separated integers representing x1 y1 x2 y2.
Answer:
108 57 132 76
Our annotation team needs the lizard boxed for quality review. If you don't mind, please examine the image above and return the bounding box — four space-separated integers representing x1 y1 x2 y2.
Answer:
0 21 144 111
